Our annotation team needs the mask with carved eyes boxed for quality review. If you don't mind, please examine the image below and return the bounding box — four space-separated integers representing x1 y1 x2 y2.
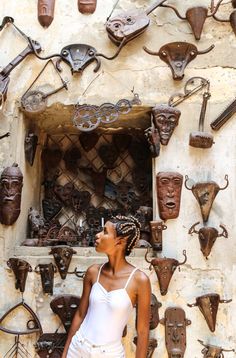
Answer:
156 172 183 220
0 164 23 225
50 295 81 332
152 105 181 146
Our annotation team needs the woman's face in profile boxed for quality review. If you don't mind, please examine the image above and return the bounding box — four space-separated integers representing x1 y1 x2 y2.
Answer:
95 221 119 253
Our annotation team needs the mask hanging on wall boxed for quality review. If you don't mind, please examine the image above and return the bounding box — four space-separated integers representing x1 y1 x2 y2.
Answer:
78 0 97 14
38 0 56 28
156 172 183 220
0 163 23 225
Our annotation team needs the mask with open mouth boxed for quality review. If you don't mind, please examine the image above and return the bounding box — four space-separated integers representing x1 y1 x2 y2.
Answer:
156 172 183 220
0 163 23 225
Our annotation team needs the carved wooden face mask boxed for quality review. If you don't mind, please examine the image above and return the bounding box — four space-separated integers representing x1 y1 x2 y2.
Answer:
50 295 81 332
160 307 191 358
38 0 55 28
0 164 23 225
150 294 162 330
152 105 181 145
156 172 183 220
35 263 57 295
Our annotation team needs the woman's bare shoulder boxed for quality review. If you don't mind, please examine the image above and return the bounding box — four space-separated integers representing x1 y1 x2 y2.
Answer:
134 269 151 286
84 263 101 282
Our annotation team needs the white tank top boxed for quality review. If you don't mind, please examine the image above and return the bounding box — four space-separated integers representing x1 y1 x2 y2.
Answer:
78 264 138 345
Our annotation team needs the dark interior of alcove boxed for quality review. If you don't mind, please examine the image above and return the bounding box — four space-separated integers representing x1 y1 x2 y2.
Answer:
24 128 153 247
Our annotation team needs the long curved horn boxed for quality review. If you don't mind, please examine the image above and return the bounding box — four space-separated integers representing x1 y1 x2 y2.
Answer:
211 0 230 22
208 0 225 17
197 339 208 348
160 4 186 20
143 46 160 56
97 38 126 60
145 248 153 264
197 44 215 55
0 16 14 31
219 174 229 190
218 224 228 238
177 250 187 266
219 298 232 303
184 175 192 190
188 222 200 235
222 347 235 352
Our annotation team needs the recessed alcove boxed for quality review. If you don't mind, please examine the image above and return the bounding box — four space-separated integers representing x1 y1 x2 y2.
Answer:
14 103 155 257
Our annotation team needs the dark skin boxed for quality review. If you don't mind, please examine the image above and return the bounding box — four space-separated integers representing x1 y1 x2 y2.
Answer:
62 221 151 358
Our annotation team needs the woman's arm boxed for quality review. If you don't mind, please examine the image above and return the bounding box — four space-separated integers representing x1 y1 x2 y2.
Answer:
135 272 151 358
62 265 98 358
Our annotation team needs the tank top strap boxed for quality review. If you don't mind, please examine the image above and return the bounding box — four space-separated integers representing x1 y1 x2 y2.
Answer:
124 267 138 289
96 263 105 282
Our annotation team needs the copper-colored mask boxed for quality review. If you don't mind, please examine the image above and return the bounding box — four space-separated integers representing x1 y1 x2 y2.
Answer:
7 258 32 293
198 340 235 358
24 132 38 166
50 295 81 332
133 336 158 358
156 172 183 220
185 175 229 222
78 0 97 14
150 294 162 329
189 222 228 258
188 294 232 332
35 263 57 295
145 250 187 295
35 333 67 358
160 307 191 358
152 105 181 145
149 220 167 252
38 0 55 28
49 246 76 279
0 163 23 225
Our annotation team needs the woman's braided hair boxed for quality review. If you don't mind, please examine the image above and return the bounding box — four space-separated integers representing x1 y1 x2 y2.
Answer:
110 215 141 256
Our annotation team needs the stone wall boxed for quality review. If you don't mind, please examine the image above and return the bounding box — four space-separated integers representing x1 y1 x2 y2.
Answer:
0 0 236 357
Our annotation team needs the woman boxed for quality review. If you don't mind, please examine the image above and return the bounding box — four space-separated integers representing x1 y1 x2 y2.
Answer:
62 215 151 358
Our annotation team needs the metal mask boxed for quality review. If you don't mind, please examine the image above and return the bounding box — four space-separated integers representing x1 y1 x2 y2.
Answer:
0 164 23 225
7 258 32 293
38 0 55 28
71 190 91 213
28 207 45 239
144 42 214 80
35 333 67 358
188 294 232 332
133 336 158 358
145 250 187 295
150 294 162 330
152 105 181 145
50 295 81 332
49 246 76 279
78 0 97 14
24 132 38 166
149 220 167 252
198 340 235 358
35 263 57 295
188 222 228 259
160 307 191 358
185 175 229 222
156 172 183 220
54 182 74 207
144 126 160 158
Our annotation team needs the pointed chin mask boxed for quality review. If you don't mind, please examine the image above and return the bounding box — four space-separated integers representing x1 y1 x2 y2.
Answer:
152 105 181 145
156 172 183 220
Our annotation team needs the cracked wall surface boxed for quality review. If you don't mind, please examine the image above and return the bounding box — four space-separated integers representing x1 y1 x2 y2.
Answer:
0 0 236 357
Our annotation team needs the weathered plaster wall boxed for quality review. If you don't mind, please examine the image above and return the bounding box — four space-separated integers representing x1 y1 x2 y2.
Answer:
0 0 236 357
